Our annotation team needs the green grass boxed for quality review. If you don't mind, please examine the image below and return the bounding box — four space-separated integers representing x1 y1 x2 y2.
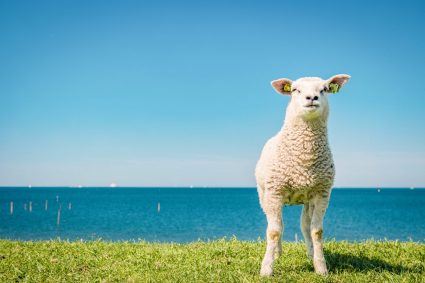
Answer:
0 239 424 282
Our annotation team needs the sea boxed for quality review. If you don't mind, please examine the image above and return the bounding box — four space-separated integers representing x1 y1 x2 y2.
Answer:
0 187 424 242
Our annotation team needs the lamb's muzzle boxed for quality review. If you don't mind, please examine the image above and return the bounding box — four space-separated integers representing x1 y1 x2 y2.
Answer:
256 74 351 277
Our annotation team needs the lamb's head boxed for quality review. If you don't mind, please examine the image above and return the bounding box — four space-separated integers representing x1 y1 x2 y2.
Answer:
271 74 350 122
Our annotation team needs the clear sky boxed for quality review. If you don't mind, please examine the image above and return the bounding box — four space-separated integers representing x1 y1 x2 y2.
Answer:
1 0 424 187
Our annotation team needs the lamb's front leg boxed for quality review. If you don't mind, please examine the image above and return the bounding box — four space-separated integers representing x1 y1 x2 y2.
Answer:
310 196 330 275
260 194 283 277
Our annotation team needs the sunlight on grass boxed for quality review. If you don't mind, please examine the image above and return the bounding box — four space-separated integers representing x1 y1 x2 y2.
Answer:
0 239 423 282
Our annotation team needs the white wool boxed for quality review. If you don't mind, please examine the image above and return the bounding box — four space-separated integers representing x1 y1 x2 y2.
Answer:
256 74 350 277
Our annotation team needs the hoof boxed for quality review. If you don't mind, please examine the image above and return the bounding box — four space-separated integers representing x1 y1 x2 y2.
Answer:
260 265 273 277
315 268 328 276
313 260 328 275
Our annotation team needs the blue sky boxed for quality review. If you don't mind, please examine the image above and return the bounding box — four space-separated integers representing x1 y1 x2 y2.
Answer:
1 0 424 187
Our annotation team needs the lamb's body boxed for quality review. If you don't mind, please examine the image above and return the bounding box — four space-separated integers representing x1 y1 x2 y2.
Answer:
256 75 350 277
256 118 334 207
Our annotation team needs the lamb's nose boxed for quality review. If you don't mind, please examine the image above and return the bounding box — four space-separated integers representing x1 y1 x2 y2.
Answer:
306 96 319 101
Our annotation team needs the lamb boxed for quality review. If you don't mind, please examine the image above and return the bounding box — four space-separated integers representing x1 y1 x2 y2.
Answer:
255 74 350 276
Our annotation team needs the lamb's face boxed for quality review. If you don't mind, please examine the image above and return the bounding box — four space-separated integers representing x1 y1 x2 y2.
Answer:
290 78 329 120
271 74 351 122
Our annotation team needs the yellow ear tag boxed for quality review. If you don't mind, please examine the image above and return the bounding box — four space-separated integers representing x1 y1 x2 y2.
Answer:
329 83 339 93
283 83 291 92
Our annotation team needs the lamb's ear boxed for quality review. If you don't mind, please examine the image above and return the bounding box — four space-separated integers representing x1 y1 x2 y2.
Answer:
271 78 293 95
326 74 351 93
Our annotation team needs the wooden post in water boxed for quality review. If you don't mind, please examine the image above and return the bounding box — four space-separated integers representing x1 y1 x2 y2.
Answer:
157 202 160 213
45 200 48 211
68 202 72 210
57 206 61 226
56 195 59 202
29 201 32 212
10 202 13 215
24 203 27 211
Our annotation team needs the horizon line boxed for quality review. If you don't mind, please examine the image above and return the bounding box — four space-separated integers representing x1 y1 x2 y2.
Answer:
0 186 423 189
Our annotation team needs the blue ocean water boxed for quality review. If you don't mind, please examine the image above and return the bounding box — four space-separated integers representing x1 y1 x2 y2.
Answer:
0 187 424 242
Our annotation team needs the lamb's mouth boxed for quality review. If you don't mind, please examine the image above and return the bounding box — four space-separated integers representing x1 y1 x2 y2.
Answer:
304 104 319 109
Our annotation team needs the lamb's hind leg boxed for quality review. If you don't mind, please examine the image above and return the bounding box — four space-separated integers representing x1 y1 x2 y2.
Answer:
310 196 330 275
301 203 313 259
260 190 283 277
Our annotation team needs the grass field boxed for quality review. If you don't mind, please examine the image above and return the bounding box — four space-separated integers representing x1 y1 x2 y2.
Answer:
0 239 424 282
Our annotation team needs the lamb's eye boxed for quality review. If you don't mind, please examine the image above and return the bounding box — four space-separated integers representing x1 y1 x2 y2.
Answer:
320 89 324 95
292 89 300 94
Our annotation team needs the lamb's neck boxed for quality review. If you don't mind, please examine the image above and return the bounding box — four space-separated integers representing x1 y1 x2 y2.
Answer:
282 117 327 137
278 117 330 165
280 117 329 151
